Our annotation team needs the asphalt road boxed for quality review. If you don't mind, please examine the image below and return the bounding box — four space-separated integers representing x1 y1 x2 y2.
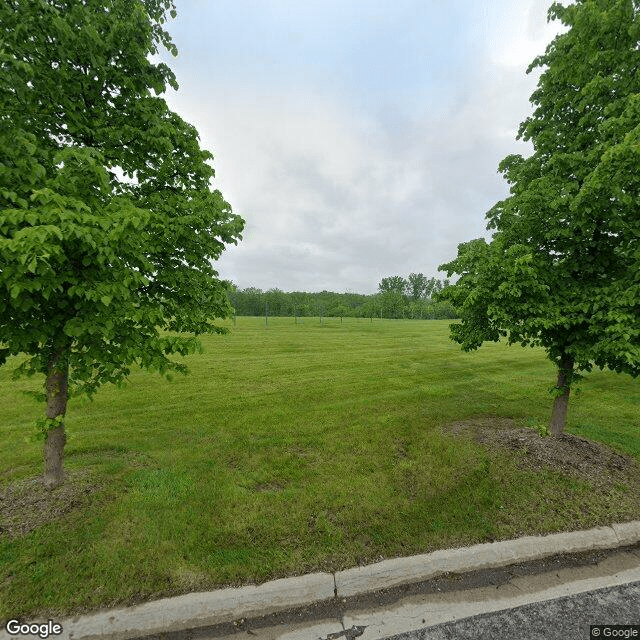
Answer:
386 581 640 640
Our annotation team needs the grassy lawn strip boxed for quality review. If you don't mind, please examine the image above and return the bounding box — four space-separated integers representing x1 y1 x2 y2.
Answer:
1 317 639 618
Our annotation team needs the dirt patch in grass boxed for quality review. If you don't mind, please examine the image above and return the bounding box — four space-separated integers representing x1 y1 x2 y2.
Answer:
1 450 156 540
446 417 640 494
0 470 104 539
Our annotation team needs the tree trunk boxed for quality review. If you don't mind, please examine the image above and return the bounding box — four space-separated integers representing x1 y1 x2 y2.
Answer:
549 353 574 436
43 362 68 489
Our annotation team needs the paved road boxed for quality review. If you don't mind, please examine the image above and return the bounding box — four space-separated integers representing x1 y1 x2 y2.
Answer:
386 581 640 640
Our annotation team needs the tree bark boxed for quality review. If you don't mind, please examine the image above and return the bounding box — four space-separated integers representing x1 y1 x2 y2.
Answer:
549 353 574 436
43 360 68 490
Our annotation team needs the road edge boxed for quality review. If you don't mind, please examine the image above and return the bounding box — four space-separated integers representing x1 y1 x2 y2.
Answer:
3 520 639 640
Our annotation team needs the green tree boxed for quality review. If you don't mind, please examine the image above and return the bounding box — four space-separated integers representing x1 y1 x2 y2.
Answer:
331 304 349 319
406 272 429 300
379 290 404 318
378 276 406 318
440 0 640 435
378 275 407 296
265 288 287 316
0 0 244 487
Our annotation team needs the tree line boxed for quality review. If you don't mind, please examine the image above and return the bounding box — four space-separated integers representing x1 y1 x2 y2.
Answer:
228 274 458 319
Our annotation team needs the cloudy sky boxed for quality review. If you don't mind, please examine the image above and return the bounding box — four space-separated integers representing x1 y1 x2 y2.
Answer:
161 0 567 294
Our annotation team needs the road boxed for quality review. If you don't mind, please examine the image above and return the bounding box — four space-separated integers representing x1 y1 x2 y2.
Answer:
386 581 640 640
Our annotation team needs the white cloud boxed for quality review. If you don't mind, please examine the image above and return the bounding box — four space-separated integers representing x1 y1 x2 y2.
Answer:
161 0 567 293
483 0 569 69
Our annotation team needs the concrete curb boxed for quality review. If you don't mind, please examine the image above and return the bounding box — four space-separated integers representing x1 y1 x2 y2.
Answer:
334 523 636 596
66 573 336 640
3 520 640 640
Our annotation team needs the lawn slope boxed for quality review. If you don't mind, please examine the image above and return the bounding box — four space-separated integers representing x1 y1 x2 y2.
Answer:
1 317 638 618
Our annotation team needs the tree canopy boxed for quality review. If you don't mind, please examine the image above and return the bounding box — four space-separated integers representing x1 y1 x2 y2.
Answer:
439 0 640 434
0 0 244 486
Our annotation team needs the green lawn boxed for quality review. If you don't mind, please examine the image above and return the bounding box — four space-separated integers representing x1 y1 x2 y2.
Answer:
1 317 639 618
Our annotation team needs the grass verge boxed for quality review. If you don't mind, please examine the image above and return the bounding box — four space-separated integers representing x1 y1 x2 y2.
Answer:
1 317 639 618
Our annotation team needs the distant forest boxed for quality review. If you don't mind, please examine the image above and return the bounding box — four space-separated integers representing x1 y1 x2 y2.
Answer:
228 274 459 319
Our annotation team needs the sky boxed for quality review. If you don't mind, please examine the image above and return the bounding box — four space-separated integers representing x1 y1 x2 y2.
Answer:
160 0 568 294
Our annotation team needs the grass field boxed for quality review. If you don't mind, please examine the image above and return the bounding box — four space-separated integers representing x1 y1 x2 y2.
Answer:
1 317 639 618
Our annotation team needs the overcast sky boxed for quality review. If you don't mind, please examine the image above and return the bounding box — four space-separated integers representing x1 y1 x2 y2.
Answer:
161 0 567 294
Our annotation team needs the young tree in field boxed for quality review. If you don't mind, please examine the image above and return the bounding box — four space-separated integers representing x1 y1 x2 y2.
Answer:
0 0 244 487
440 0 640 435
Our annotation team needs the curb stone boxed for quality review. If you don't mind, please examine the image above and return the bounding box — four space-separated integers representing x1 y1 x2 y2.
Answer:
2 521 639 640
611 520 640 546
66 573 335 640
334 525 620 597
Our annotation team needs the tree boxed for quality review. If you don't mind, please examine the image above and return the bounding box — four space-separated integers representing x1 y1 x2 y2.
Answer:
0 0 244 487
332 304 349 319
439 0 640 435
406 272 429 300
378 275 407 295
428 277 450 298
265 288 287 316
404 274 449 301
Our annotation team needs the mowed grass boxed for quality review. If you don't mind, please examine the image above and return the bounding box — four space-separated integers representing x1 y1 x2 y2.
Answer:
1 317 639 618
